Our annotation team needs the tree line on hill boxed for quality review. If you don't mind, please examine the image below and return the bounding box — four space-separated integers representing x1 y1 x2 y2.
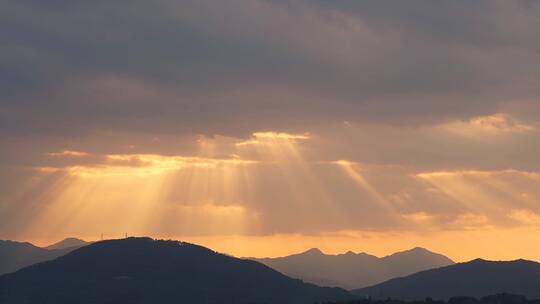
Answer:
324 293 540 304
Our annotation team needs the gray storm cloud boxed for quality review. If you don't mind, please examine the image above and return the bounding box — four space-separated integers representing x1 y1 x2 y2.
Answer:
2 0 540 138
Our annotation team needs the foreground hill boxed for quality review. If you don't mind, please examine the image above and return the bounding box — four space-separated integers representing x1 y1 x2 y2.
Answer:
353 259 540 300
327 293 539 304
0 237 353 304
0 240 79 275
252 247 453 289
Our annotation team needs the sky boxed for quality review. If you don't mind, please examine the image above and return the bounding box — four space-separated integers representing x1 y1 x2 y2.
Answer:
2 0 540 262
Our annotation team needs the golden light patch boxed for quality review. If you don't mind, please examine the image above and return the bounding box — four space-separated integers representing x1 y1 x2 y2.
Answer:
332 160 356 166
253 131 310 140
37 154 258 177
235 131 309 163
509 209 540 226
47 150 90 157
470 114 535 133
402 212 434 223
235 139 262 147
416 169 540 179
448 213 490 230
439 113 535 137
236 131 310 146
35 167 64 173
416 170 499 179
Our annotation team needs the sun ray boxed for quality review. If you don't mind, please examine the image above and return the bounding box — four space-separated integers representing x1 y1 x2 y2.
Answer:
21 152 261 240
335 160 388 206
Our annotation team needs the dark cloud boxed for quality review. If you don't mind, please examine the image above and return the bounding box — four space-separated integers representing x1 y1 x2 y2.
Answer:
2 0 540 139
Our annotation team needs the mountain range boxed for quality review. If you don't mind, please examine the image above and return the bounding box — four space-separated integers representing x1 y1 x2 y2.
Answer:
0 238 88 275
0 237 353 304
2 237 540 303
354 258 540 300
251 247 454 289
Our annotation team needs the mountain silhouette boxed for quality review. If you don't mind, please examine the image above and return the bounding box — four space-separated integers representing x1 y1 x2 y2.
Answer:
0 238 89 275
353 258 540 300
45 237 89 250
0 237 353 304
0 240 77 275
251 247 453 289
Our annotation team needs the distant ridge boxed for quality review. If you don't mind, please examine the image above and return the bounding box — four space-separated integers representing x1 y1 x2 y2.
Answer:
0 240 75 275
45 237 89 250
251 247 454 289
0 237 353 304
353 258 540 300
0 238 89 275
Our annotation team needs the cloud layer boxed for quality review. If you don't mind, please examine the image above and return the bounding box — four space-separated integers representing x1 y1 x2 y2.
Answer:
3 0 540 137
1 0 540 259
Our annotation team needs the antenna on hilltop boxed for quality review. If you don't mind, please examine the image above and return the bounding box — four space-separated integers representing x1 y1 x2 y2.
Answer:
125 232 127 239
101 233 103 241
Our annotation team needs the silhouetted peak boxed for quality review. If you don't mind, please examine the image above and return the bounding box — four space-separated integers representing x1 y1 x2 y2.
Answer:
385 246 453 261
0 240 40 249
46 237 89 250
399 246 433 255
303 248 324 255
384 247 426 258
514 258 530 263
468 258 489 264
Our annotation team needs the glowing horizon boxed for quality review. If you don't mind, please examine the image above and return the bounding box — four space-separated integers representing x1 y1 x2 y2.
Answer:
4 125 540 263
